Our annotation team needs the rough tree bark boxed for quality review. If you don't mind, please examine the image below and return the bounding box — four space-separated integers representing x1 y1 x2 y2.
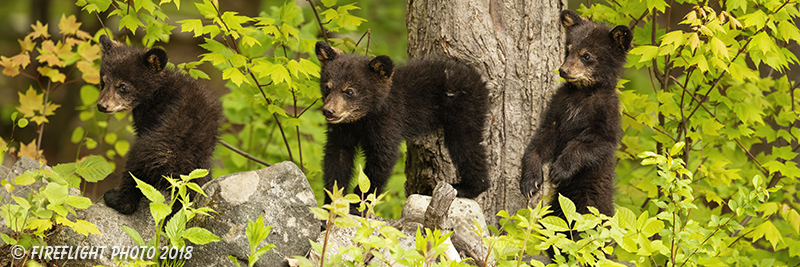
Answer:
404 0 566 225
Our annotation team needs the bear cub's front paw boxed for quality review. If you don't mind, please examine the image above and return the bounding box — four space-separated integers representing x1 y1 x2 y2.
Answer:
519 176 543 198
104 188 141 215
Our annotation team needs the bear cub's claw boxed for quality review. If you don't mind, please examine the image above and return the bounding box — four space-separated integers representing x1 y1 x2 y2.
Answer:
519 178 542 199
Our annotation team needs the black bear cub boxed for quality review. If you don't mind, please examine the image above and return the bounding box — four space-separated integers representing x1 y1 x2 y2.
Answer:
520 10 631 220
315 41 490 205
97 35 221 215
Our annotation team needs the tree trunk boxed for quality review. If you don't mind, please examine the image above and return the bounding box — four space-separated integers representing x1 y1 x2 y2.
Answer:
405 0 566 225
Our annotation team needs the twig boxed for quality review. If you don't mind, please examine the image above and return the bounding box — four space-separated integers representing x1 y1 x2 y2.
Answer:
307 0 329 43
217 140 271 167
622 112 677 142
210 1 294 163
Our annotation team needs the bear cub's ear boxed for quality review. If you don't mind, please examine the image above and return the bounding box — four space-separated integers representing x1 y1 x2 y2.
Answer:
315 41 342 65
368 55 393 80
610 25 633 51
143 48 168 72
99 35 119 53
560 10 584 31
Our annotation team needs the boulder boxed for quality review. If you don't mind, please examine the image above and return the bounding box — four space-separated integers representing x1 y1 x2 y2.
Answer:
51 200 156 266
0 164 9 181
402 194 488 246
0 156 66 234
187 162 319 267
7 159 318 267
309 215 421 266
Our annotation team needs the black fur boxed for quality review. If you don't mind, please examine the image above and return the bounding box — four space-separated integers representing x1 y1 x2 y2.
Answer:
520 9 630 221
98 35 221 215
315 41 490 206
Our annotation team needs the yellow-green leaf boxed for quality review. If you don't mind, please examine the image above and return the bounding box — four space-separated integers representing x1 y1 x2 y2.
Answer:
30 21 50 39
630 45 659 63
37 66 66 83
59 14 82 36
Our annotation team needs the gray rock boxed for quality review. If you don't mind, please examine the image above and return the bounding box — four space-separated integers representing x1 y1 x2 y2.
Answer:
1 156 50 202
401 194 488 245
0 156 59 234
51 200 157 267
309 216 421 266
0 164 9 181
309 195 488 266
187 161 319 267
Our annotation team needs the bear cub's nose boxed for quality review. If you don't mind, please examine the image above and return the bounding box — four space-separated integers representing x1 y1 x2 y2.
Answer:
97 103 108 113
322 107 335 118
558 67 570 78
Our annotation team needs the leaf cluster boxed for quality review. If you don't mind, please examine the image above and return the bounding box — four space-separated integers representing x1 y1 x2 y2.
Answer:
0 155 112 264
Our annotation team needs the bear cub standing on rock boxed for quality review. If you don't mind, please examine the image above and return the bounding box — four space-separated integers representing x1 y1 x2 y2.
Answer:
315 41 490 205
97 35 221 215
520 10 631 219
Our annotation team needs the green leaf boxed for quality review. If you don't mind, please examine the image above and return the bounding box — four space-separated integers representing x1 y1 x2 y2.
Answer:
223 67 248 86
14 173 36 186
772 145 798 161
119 13 144 32
194 0 216 18
26 219 53 233
186 183 207 198
615 206 636 230
742 10 768 29
17 118 28 128
150 203 171 224
709 36 729 60
270 64 291 86
183 227 221 245
784 209 800 235
558 194 578 224
298 58 320 78
71 219 101 236
309 207 329 220
66 195 93 209
228 255 242 267
660 30 685 47
246 214 271 251
539 216 569 232
701 118 724 136
249 244 276 267
115 140 130 156
356 165 370 195
121 225 146 246
12 196 31 210
165 210 187 240
333 216 360 228
321 0 337 7
641 218 664 237
1 234 17 245
267 104 288 117
669 142 685 157
630 45 659 63
80 85 99 105
189 169 209 180
71 127 85 143
178 19 205 37
751 220 784 249
37 66 65 83
43 183 69 205
133 175 165 203
75 155 113 182
279 0 300 23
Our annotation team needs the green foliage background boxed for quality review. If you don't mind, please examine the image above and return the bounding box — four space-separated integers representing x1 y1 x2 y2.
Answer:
0 0 798 266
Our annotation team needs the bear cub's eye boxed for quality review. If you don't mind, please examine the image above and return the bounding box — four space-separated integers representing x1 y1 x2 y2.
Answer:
344 88 354 97
118 84 128 93
581 53 591 61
